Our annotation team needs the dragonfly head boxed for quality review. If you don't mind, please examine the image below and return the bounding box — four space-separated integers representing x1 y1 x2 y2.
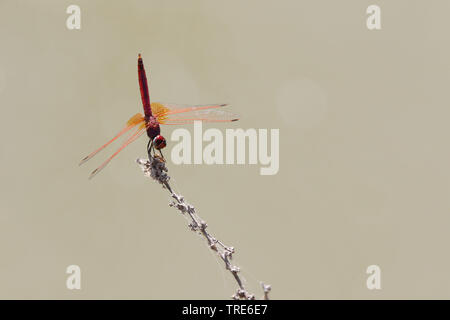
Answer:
153 135 166 150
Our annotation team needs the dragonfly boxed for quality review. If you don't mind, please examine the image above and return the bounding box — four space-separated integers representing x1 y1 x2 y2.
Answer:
80 54 238 179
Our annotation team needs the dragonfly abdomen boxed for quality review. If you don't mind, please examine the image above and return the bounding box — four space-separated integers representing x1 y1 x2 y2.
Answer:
138 54 152 118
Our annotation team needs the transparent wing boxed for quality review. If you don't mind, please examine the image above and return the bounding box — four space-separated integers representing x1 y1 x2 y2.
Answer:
79 113 145 166
155 103 239 124
88 123 147 179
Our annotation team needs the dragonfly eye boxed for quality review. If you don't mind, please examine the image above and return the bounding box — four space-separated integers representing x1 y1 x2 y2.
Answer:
153 135 166 150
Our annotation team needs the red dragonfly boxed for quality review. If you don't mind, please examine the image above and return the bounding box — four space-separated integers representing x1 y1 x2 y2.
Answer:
80 54 238 179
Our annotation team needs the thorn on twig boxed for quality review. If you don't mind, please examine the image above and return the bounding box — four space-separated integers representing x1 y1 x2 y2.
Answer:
230 265 240 273
261 282 272 300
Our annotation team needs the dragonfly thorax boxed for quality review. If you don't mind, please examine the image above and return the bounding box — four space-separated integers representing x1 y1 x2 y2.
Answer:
145 115 161 139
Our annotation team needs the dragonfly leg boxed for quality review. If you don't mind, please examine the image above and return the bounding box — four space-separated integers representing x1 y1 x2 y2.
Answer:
147 139 154 158
158 149 165 160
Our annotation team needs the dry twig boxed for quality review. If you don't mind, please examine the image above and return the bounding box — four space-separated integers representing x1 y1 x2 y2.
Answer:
136 156 270 300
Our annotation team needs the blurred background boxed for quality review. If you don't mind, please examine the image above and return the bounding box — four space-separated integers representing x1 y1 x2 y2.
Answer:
1 0 450 299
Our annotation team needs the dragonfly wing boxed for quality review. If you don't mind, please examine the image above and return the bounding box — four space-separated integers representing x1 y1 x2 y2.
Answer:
154 103 239 124
88 124 146 179
79 113 144 166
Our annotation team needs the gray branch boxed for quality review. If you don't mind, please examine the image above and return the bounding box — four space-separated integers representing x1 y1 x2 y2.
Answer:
136 156 271 300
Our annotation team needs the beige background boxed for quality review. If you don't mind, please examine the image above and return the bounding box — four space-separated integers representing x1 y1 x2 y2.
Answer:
0 0 449 299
